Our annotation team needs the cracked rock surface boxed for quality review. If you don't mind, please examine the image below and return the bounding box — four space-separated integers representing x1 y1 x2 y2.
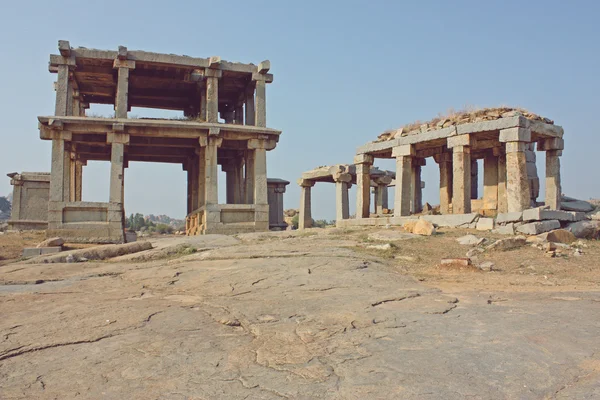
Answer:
1 228 599 399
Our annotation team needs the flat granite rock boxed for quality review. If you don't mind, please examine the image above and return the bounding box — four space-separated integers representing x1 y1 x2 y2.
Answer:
561 200 594 213
422 213 479 228
516 220 561 235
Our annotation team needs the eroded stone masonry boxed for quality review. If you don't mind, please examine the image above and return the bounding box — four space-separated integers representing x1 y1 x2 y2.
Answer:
34 40 285 243
299 108 566 231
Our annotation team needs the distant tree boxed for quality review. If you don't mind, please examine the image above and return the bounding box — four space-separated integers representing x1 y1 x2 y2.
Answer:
0 196 11 214
291 214 299 229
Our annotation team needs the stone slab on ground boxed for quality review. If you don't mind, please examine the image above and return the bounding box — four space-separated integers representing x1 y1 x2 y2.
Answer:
516 220 561 235
493 223 516 235
36 237 64 248
496 212 523 224
487 236 527 251
367 230 419 242
22 246 62 258
523 207 574 222
23 241 153 264
422 213 479 228
476 217 495 231
457 234 485 246
561 200 594 212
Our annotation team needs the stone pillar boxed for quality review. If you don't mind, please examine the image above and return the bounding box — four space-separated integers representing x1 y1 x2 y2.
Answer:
354 154 374 218
205 136 222 205
471 160 479 199
448 134 472 214
373 175 392 214
245 85 256 126
50 137 67 202
108 134 129 204
186 162 192 215
248 139 268 205
332 169 352 222
113 59 135 119
196 147 206 210
74 159 84 201
267 179 289 229
411 160 424 214
204 69 221 123
253 62 270 127
245 149 255 204
199 83 207 121
525 143 539 206
545 150 562 210
392 145 415 216
298 179 315 229
62 144 72 202
538 138 564 210
496 151 508 213
483 153 499 210
55 64 73 117
434 153 452 214
234 104 244 125
500 127 531 212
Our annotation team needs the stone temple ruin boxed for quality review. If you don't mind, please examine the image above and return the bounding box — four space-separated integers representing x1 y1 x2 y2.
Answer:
33 40 284 243
300 108 569 232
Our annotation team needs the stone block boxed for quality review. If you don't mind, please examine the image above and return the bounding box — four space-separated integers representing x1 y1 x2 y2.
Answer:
36 237 65 248
537 229 576 244
496 212 522 224
487 236 527 251
421 213 479 228
493 223 515 235
561 200 594 212
522 207 574 222
23 246 62 258
476 218 495 231
567 220 600 239
569 212 586 222
499 127 531 143
516 220 561 235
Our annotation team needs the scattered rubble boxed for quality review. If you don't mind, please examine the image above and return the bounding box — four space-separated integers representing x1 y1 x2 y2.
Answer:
487 236 527 251
36 237 64 248
457 234 485 246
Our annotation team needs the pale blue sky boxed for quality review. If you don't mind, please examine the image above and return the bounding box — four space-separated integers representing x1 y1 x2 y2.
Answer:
1 1 598 220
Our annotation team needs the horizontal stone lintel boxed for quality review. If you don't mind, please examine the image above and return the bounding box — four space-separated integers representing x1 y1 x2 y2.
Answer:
357 116 563 155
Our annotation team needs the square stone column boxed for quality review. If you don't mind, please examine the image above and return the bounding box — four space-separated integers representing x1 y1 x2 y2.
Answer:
55 63 74 117
248 139 268 205
204 68 221 123
434 152 452 214
108 133 129 204
447 134 474 214
354 154 374 218
245 149 255 204
62 143 72 202
204 136 222 205
245 85 256 126
223 162 236 204
483 153 499 210
50 133 72 202
373 177 391 214
500 127 532 212
392 145 415 216
411 160 424 214
113 59 135 119
74 159 84 201
333 171 352 222
538 138 564 210
470 159 479 199
298 179 315 229
496 151 508 213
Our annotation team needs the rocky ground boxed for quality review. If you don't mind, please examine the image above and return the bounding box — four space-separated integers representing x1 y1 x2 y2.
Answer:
1 227 599 399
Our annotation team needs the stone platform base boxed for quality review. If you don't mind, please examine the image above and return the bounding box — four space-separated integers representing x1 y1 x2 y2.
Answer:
7 220 48 231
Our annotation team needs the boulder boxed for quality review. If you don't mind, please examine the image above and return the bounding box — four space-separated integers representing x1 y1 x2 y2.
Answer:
457 234 485 246
402 219 420 233
516 220 561 235
413 219 436 236
36 237 65 248
537 229 576 244
567 221 600 239
487 236 527 251
561 200 594 213
478 261 495 271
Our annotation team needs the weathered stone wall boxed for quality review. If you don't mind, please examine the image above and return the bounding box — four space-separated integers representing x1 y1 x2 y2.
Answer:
7 172 50 230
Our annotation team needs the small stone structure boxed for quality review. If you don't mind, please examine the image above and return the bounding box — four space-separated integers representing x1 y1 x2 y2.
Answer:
6 172 50 230
267 178 289 230
336 109 563 228
298 165 395 228
38 40 281 243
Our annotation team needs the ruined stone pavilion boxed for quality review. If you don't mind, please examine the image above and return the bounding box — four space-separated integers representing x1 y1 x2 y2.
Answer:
330 109 565 227
38 41 281 243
